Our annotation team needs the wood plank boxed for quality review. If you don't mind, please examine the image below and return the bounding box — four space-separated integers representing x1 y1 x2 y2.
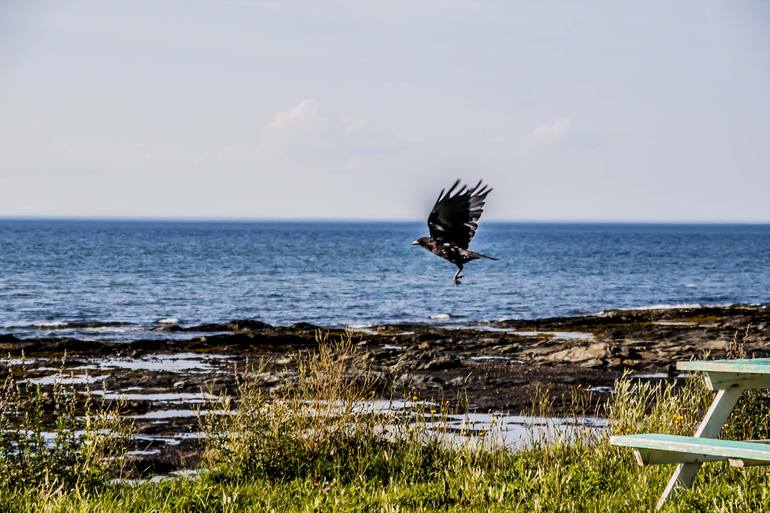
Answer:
631 448 726 465
610 434 770 461
677 358 770 375
704 372 770 391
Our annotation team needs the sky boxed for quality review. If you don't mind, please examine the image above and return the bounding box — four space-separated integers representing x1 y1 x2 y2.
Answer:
1 1 769 221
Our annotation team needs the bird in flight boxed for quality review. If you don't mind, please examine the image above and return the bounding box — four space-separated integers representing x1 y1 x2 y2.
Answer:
412 179 497 283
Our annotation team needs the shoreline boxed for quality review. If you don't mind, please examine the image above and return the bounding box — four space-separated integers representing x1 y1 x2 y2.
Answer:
2 304 768 476
3 301 766 336
3 304 768 409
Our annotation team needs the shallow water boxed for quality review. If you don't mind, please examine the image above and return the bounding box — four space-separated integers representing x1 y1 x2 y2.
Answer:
431 413 607 449
22 373 109 385
83 353 234 373
91 391 218 403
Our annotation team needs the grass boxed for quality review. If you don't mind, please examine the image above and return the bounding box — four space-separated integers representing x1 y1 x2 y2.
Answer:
2 332 770 512
0 357 133 492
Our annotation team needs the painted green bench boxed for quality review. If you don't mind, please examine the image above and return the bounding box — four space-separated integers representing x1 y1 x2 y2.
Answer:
610 358 770 509
610 433 770 466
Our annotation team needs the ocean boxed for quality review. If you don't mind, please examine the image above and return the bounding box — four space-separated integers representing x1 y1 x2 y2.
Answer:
1 220 769 341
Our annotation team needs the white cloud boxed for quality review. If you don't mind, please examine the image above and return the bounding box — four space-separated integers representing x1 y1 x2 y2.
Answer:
264 99 322 137
258 99 399 160
526 117 573 145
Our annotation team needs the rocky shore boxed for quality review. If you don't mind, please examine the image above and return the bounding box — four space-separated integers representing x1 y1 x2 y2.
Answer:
2 305 769 476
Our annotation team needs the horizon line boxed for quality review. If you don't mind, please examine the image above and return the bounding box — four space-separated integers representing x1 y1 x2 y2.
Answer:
2 215 770 225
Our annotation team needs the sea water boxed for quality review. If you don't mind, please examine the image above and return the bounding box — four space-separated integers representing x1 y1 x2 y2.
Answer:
1 220 769 340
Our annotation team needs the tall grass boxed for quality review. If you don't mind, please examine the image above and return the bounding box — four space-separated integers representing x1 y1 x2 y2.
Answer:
0 357 133 492
202 331 465 484
721 326 770 441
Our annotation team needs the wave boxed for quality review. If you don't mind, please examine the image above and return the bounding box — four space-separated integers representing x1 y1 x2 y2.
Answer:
627 303 708 311
4 320 132 330
593 303 743 316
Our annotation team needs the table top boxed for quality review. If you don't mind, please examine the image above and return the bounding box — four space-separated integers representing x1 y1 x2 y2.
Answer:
677 358 770 375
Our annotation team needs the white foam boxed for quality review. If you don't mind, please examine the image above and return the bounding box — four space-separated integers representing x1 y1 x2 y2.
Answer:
34 321 68 328
595 304 705 316
158 318 180 325
430 314 451 321
81 326 142 333
633 303 705 310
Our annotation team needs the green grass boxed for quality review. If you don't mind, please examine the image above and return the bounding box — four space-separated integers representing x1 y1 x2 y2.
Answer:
2 332 770 512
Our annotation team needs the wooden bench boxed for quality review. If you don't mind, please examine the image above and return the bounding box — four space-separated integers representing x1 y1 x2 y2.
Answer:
610 433 770 467
610 358 770 509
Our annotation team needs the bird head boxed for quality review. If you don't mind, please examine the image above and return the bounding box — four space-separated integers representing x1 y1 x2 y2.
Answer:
412 237 430 248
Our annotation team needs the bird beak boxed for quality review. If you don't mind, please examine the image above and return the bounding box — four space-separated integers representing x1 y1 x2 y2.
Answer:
411 240 419 245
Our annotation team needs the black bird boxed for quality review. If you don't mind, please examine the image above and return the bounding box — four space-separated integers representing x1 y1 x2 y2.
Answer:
412 179 498 283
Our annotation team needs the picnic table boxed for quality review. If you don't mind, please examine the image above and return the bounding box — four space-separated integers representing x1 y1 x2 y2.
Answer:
610 358 770 509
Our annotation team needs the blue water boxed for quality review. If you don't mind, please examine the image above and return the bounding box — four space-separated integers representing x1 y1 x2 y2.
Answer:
1 220 769 340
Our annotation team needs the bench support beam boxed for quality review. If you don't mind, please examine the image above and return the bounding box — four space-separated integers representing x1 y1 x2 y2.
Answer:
704 372 770 391
633 448 726 465
656 388 741 510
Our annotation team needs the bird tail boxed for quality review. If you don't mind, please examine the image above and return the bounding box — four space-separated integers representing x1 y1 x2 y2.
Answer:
468 251 498 261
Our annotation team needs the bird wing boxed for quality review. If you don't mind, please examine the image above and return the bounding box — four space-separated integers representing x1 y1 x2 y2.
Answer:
427 179 492 249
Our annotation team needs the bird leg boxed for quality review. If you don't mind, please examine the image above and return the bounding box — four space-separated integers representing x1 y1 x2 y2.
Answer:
453 267 464 283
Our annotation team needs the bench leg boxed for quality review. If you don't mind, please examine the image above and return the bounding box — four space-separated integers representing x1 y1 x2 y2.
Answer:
656 388 741 510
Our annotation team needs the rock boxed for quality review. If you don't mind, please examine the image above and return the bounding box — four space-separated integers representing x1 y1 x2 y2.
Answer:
545 342 610 363
447 376 471 387
0 334 30 352
617 346 641 359
418 355 461 371
395 373 444 389
522 346 560 357
289 322 318 330
229 320 271 331
702 339 729 351
417 332 443 342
